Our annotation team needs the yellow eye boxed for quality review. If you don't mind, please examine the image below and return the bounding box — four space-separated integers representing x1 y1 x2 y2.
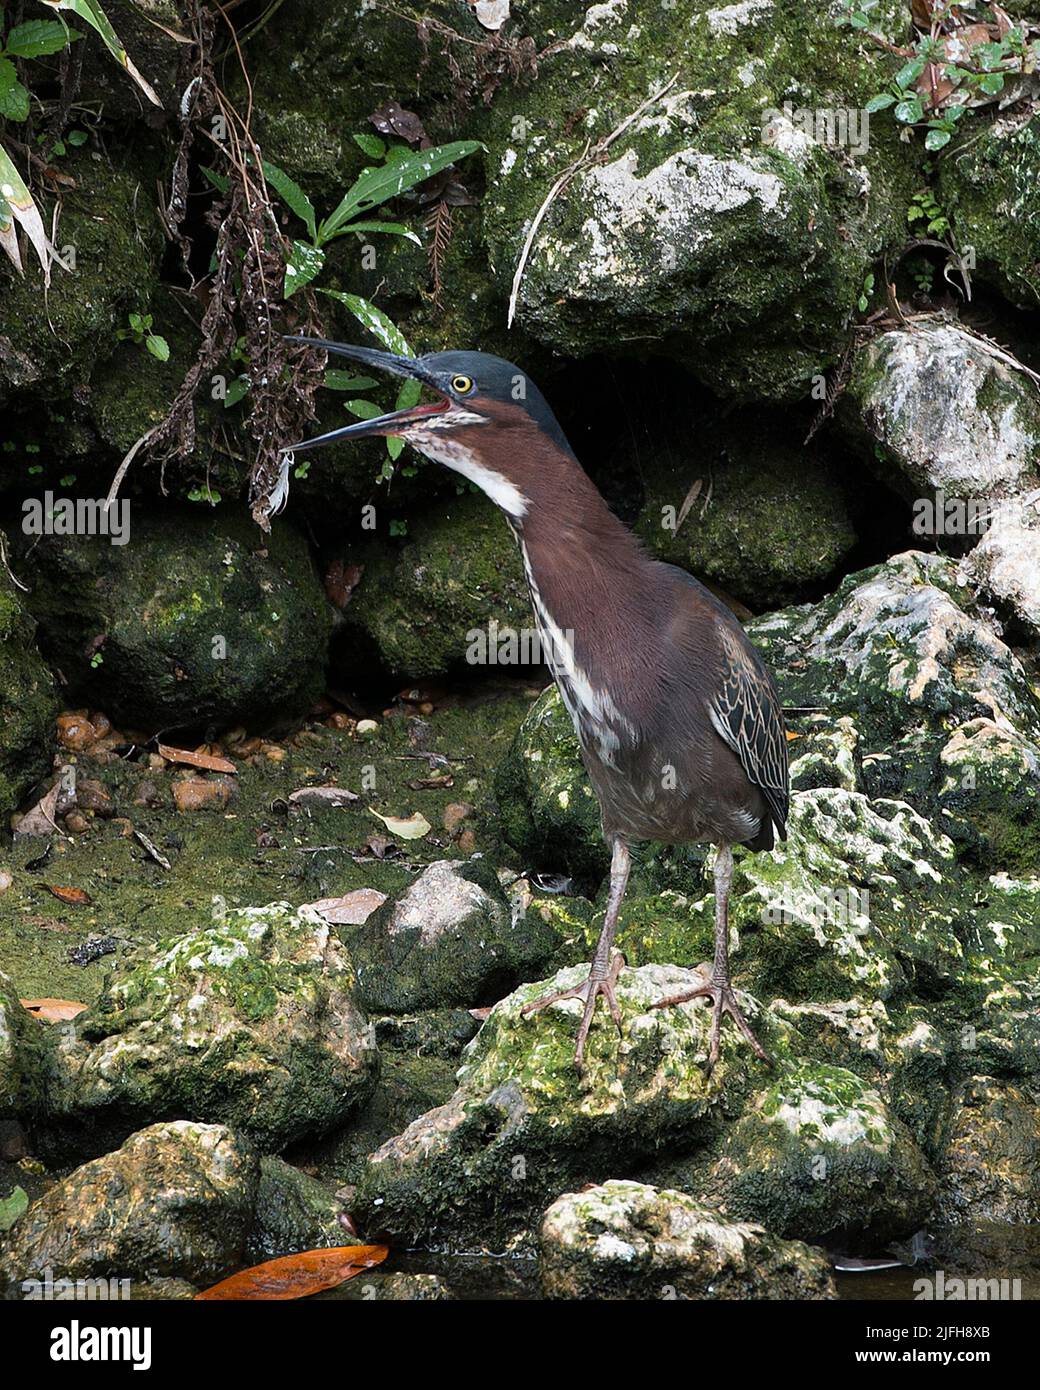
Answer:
451 374 474 395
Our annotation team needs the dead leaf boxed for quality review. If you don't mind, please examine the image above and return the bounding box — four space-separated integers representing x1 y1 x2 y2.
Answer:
14 782 70 838
369 101 427 145
158 744 237 774
303 888 387 926
42 884 92 906
194 1244 388 1301
362 833 395 860
369 809 431 840
289 786 360 808
324 560 364 609
785 731 803 743
20 997 87 1022
474 0 510 30
408 774 454 790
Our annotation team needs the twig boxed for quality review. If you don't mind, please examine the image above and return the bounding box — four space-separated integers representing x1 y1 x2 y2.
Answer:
507 72 680 328
104 427 158 514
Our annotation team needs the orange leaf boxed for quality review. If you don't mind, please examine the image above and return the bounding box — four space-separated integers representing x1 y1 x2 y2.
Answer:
44 884 92 905
21 997 88 1022
785 731 803 743
194 1244 388 1300
158 744 237 774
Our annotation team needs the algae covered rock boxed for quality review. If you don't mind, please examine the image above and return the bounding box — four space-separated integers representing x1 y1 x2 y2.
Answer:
246 1156 348 1263
482 1 914 399
0 968 49 1118
937 1077 1040 1225
342 859 560 1013
341 494 529 677
709 1062 938 1247
0 535 58 818
0 1121 258 1290
539 1180 836 1300
354 962 766 1245
938 720 1040 871
634 419 858 608
46 901 378 1155
18 508 331 730
494 685 608 884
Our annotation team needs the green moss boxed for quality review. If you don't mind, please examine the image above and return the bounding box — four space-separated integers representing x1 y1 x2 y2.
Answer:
0 532 58 817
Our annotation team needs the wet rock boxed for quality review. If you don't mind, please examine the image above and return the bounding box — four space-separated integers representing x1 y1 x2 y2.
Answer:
0 1122 258 1290
247 1157 347 1263
45 902 378 1156
494 685 608 884
342 859 560 1013
172 777 236 813
0 535 58 819
938 720 1040 871
338 494 528 677
354 963 761 1246
337 1271 456 1300
704 1062 938 1247
17 509 331 731
539 1180 836 1300
0 969 48 1117
966 502 1040 643
634 414 858 607
937 1077 1040 1225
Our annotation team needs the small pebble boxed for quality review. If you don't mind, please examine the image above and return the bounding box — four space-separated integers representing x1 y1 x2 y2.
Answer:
56 713 96 751
356 719 379 737
443 802 473 834
64 811 90 834
172 778 234 813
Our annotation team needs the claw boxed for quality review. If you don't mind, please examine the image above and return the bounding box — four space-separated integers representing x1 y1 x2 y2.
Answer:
650 974 770 1075
522 951 625 1069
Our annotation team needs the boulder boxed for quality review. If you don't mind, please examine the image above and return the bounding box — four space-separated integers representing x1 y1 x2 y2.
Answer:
354 962 765 1245
0 968 48 1117
937 1077 1040 1225
0 1122 258 1290
18 508 331 731
0 538 57 818
342 859 560 1013
45 901 378 1155
539 1179 836 1300
246 1156 348 1263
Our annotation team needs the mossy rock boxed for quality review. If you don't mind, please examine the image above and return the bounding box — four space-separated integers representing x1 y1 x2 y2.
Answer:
937 720 1040 873
0 968 50 1119
936 1076 1040 1225
940 112 1040 307
0 145 163 396
246 1156 349 1263
539 1179 836 1300
43 901 379 1157
341 859 562 1012
0 533 58 817
16 507 331 731
353 962 771 1247
0 1121 258 1290
706 1061 938 1248
340 492 529 677
633 415 858 608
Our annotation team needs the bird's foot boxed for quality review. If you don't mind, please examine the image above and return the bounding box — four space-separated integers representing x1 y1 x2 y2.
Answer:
650 970 770 1076
521 951 624 1071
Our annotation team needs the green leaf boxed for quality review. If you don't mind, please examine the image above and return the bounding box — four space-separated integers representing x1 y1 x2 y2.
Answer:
0 61 29 122
865 92 896 113
906 204 926 221
146 334 170 362
223 374 250 408
924 128 951 151
345 398 383 420
128 311 145 332
324 370 379 391
283 239 324 298
262 159 317 240
200 165 230 194
978 72 1005 96
353 132 386 160
895 57 925 91
5 19 78 58
39 0 160 105
386 436 405 462
345 220 421 246
894 98 922 124
0 1186 28 1233
318 139 483 240
318 289 414 357
66 128 88 146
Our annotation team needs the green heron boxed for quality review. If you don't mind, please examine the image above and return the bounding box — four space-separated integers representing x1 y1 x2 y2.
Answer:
286 339 790 1073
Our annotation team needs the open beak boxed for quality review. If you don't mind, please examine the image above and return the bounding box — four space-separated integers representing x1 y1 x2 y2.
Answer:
282 336 450 452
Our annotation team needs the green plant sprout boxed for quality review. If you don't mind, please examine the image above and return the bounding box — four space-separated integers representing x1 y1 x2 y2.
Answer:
117 312 170 362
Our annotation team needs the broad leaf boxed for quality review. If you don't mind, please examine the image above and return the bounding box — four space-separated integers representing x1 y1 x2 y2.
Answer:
6 19 79 58
284 239 324 298
263 159 317 240
319 139 483 240
0 59 29 122
324 370 379 391
0 142 53 281
196 1245 388 1300
318 289 413 356
345 219 421 245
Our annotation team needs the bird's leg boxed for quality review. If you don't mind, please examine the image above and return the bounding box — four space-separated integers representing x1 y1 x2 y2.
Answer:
650 844 770 1075
522 838 630 1069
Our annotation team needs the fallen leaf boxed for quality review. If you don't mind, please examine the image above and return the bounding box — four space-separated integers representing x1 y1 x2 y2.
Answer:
20 997 88 1022
13 782 68 838
158 744 237 774
474 0 510 31
408 774 454 790
323 560 365 609
0 1186 28 1233
289 786 360 808
42 884 92 906
194 1244 388 1301
303 888 387 925
785 731 803 743
368 809 431 840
